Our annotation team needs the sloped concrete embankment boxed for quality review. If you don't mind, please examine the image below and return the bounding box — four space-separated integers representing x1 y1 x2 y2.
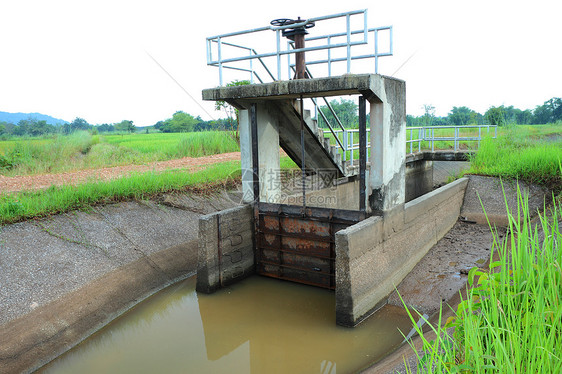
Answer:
0 193 238 373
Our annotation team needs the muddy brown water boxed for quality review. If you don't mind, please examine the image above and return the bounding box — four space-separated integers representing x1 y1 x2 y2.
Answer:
39 276 413 374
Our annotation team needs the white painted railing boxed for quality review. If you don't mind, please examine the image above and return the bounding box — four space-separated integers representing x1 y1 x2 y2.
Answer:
324 125 498 162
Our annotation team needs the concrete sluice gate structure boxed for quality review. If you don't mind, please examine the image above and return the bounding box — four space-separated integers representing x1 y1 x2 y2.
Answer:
197 74 468 327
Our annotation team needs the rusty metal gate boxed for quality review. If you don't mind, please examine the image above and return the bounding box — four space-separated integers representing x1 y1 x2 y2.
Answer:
255 203 365 289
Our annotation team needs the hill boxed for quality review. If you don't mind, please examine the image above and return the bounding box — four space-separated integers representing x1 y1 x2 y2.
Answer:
0 111 68 125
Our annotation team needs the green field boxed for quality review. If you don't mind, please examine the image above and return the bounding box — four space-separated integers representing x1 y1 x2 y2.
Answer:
0 131 240 175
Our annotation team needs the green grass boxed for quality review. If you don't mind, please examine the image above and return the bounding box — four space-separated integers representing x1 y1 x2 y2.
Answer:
468 130 562 189
102 131 239 158
0 156 298 225
0 131 240 176
0 161 242 225
402 189 562 373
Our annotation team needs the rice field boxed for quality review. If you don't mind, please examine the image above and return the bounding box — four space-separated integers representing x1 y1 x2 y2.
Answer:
0 131 240 175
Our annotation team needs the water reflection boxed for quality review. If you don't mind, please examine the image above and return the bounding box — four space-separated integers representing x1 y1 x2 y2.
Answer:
41 276 412 374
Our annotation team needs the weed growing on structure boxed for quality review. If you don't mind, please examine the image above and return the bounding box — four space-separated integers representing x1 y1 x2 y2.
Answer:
402 187 562 373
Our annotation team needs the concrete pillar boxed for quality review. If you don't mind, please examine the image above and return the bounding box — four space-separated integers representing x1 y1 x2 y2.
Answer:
239 104 282 204
368 79 406 214
257 104 281 203
239 110 254 203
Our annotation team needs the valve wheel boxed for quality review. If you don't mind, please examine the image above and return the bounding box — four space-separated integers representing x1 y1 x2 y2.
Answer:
270 18 296 27
270 18 315 28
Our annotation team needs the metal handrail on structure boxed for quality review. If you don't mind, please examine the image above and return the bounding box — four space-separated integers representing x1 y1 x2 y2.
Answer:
206 9 393 85
406 125 498 153
206 9 394 170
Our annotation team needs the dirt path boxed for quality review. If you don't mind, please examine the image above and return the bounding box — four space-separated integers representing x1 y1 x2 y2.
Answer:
0 152 241 193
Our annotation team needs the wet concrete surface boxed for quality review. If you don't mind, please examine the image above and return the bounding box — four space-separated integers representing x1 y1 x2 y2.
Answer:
387 220 498 317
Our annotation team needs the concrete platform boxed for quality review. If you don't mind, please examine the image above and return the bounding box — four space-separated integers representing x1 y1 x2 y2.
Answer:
202 74 405 108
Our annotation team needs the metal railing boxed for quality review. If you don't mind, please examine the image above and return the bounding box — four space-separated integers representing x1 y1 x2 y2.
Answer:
206 9 393 85
311 124 497 168
406 125 498 153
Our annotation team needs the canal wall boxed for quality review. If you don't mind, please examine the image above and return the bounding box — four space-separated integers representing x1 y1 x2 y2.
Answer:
334 177 469 326
282 154 435 211
196 205 255 293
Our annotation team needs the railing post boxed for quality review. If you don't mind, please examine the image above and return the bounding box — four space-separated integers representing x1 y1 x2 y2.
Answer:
431 128 435 152
327 36 332 77
359 96 367 212
454 127 458 151
346 14 351 73
218 37 223 86
374 29 379 74
249 49 254 84
250 103 259 203
478 126 482 148
409 127 413 153
343 128 348 162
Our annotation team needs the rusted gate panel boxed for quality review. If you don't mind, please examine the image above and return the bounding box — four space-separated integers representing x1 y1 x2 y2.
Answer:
256 203 365 289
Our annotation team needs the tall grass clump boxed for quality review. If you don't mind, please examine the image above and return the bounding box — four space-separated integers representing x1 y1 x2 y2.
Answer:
0 131 100 174
167 131 239 159
469 131 562 189
403 188 562 373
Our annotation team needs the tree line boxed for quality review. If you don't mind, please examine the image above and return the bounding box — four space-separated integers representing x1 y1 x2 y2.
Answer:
0 111 233 138
318 97 561 130
1 96 559 138
408 97 562 127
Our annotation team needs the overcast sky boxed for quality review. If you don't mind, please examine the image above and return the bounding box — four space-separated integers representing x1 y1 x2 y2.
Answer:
1 0 561 125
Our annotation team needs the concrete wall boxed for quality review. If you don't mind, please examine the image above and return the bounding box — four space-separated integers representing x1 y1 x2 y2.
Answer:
405 158 433 202
335 177 468 327
285 155 434 210
196 205 255 293
286 178 361 210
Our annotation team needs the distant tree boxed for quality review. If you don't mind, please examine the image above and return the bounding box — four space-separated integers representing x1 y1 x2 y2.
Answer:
70 117 91 132
319 98 358 129
516 109 533 125
549 97 562 121
161 111 198 133
0 121 15 135
532 97 562 124
448 106 474 126
97 123 115 132
406 114 420 126
115 120 136 133
215 80 251 144
485 106 506 126
422 104 435 126
12 118 55 136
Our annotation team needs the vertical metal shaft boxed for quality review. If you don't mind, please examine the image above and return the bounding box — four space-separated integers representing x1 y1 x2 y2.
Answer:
250 103 260 203
359 96 367 212
300 95 306 210
294 33 306 79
